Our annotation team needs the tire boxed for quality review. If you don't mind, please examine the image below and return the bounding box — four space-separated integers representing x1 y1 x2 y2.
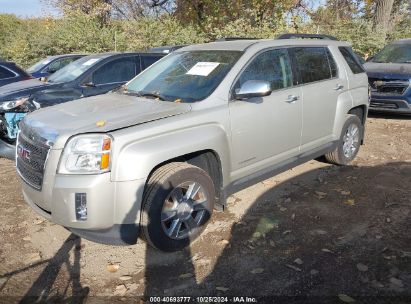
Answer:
141 162 215 252
325 115 362 165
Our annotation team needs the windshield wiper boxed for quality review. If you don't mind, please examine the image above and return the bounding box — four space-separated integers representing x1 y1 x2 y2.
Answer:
134 91 167 101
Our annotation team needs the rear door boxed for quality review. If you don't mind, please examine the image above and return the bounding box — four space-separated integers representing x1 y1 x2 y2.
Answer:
290 47 346 148
82 56 139 97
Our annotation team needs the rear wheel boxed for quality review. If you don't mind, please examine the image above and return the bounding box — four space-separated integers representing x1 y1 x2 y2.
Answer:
325 115 362 165
141 162 215 252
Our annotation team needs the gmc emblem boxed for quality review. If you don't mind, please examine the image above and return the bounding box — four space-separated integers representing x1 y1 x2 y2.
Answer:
17 145 31 161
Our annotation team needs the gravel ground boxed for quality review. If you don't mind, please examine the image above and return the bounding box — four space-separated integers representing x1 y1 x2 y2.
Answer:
0 114 410 304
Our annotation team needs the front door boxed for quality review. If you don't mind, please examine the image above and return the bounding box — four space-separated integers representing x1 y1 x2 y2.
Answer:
229 48 302 180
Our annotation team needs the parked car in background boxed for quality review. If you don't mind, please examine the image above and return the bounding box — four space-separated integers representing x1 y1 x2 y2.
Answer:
364 38 411 114
27 54 85 79
0 61 32 87
0 52 165 159
16 37 368 251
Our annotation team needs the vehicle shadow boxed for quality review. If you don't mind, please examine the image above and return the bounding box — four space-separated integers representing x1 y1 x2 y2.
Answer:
368 112 411 120
7 233 90 304
141 162 411 303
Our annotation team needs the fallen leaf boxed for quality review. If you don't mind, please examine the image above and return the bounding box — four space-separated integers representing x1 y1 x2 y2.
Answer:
294 258 303 265
340 190 351 196
216 287 229 292
179 273 193 279
386 217 391 223
291 213 296 220
338 293 356 303
282 230 292 235
310 269 319 275
119 275 132 281
344 199 355 206
23 236 31 241
107 264 120 273
218 239 229 246
356 263 368 272
321 248 334 253
389 277 404 288
280 207 287 212
269 240 276 247
250 268 264 274
315 191 327 199
284 198 292 204
285 264 302 272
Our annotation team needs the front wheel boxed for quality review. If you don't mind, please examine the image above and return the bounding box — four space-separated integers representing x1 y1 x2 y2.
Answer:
141 162 215 252
325 115 362 165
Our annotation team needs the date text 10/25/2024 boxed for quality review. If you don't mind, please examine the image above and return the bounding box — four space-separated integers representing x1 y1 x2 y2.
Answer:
149 296 257 303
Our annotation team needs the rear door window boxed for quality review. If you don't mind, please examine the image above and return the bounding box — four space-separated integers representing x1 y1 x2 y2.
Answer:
0 66 16 79
291 47 334 84
92 57 136 85
339 47 365 74
235 48 293 92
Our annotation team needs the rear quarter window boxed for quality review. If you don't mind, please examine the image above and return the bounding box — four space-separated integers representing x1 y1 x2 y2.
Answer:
0 66 16 79
291 47 335 84
339 47 365 74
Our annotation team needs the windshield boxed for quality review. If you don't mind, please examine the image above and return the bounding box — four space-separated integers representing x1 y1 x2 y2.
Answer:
126 50 243 103
27 57 53 73
371 43 411 63
48 56 102 83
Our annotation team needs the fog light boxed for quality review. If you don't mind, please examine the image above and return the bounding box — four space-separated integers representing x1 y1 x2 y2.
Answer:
75 193 87 221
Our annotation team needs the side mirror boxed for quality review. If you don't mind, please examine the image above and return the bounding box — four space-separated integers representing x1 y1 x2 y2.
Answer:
234 80 272 100
82 81 96 88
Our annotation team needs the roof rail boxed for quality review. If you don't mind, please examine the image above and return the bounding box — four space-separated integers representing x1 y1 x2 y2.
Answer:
277 33 338 41
216 37 259 41
149 45 186 54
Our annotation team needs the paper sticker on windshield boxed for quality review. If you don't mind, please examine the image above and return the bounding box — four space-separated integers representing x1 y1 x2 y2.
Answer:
186 62 220 76
82 58 100 66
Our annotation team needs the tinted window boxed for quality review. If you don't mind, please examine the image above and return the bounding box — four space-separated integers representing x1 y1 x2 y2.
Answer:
0 66 15 79
292 47 333 84
48 57 79 73
339 47 365 74
235 49 293 91
93 57 136 85
141 55 162 70
371 43 411 64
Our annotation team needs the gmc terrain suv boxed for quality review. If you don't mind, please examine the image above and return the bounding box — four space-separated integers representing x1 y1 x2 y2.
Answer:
17 37 369 252
364 38 411 114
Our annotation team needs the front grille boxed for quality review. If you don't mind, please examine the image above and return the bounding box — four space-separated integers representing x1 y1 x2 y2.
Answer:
369 78 409 95
16 132 50 190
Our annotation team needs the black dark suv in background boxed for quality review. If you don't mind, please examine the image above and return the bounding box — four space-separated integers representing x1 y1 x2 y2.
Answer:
0 52 164 158
0 61 32 87
364 39 411 114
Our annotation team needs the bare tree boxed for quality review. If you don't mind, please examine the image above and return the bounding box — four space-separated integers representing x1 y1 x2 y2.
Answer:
373 0 395 37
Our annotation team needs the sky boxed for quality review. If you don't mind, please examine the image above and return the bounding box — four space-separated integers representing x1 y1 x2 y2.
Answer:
0 0 55 17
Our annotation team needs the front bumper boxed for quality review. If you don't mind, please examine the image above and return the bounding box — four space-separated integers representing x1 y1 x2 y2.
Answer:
20 165 147 245
369 98 411 114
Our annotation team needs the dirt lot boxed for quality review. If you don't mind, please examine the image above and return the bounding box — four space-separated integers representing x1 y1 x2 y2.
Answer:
0 114 410 304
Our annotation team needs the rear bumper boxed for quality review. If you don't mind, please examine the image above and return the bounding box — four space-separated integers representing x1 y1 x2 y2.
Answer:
369 98 411 114
0 139 15 159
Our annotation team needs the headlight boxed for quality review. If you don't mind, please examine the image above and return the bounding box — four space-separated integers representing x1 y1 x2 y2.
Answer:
0 97 30 111
58 134 112 174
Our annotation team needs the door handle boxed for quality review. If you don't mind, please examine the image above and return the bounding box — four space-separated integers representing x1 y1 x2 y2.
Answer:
334 84 344 90
285 95 299 103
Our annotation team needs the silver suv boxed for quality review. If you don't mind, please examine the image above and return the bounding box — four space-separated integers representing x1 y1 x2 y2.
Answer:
17 37 369 252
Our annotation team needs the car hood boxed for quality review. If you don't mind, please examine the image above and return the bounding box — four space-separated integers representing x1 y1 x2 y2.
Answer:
0 79 53 100
364 62 411 80
21 93 192 149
